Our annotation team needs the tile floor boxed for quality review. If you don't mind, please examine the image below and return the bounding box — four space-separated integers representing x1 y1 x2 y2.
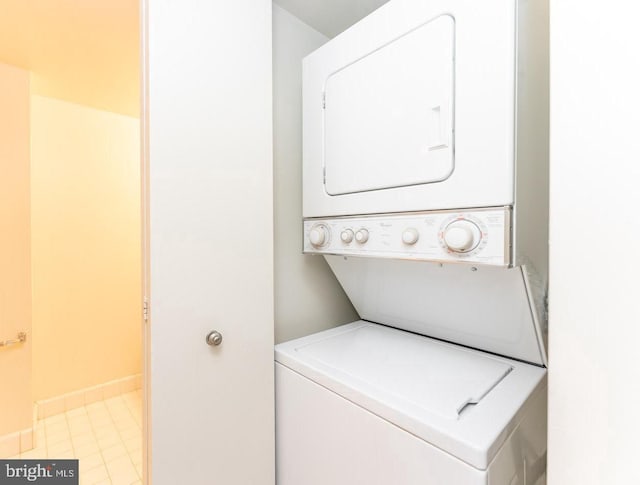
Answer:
10 390 143 485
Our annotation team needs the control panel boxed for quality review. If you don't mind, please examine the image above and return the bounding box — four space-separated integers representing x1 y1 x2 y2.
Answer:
303 207 511 266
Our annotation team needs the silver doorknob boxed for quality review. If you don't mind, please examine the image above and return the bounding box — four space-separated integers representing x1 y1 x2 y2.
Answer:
206 330 223 346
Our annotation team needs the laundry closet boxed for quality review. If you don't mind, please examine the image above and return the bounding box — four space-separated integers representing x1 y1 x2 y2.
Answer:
273 0 549 483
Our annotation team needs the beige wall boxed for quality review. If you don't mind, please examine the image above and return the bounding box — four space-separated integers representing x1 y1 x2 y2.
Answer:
30 95 141 401
273 4 358 344
0 63 32 435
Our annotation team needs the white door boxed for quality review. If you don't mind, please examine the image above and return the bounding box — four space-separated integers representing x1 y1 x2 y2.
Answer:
143 1 274 484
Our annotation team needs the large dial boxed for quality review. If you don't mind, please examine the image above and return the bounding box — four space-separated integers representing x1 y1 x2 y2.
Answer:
443 219 481 253
309 224 330 247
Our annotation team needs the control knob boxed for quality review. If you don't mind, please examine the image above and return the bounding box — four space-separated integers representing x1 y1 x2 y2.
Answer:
309 224 330 247
443 220 481 252
340 229 354 244
355 229 369 244
402 228 419 245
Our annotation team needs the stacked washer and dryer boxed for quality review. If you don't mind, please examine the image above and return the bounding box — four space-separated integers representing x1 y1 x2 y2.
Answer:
275 0 549 484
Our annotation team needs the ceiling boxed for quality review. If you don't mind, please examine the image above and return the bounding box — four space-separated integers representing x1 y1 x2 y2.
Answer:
273 0 389 38
0 0 386 117
0 0 139 117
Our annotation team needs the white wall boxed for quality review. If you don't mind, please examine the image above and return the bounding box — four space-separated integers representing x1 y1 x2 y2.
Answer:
273 4 358 344
548 1 640 483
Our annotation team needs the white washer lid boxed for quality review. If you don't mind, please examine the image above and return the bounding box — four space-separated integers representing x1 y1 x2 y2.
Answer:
275 321 547 469
296 321 512 420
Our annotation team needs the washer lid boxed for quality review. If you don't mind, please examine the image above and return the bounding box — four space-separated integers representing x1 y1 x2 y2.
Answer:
295 322 512 420
275 321 547 469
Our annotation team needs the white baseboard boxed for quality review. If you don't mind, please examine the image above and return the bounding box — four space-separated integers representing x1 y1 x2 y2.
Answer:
0 373 142 458
0 428 33 459
35 373 142 421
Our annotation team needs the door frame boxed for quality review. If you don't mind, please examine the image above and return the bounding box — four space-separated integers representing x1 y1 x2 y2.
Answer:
140 0 151 482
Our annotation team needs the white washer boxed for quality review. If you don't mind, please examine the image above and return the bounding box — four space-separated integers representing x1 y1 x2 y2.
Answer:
276 260 547 484
276 322 546 485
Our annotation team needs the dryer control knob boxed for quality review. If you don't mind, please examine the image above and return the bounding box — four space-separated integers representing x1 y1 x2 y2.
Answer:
309 224 329 247
355 229 369 244
402 228 419 245
443 220 481 252
340 229 354 244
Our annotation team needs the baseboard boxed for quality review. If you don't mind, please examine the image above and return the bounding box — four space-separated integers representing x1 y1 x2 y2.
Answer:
0 428 33 459
0 373 142 458
35 373 142 421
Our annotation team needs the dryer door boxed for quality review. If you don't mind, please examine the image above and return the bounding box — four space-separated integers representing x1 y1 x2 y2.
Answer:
323 15 454 195
303 0 518 218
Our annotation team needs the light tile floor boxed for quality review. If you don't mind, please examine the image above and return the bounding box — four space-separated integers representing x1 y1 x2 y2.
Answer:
10 390 143 485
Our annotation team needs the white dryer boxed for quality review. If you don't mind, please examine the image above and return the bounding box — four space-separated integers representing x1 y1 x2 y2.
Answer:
303 0 549 274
